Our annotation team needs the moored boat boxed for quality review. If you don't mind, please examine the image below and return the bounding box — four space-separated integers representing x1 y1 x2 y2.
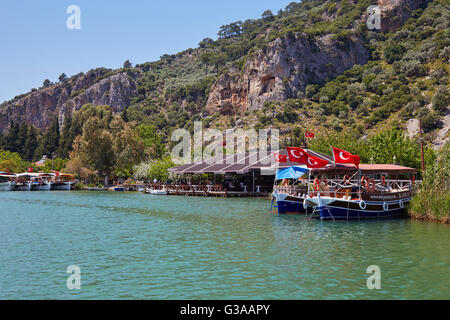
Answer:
145 187 168 195
0 173 17 191
51 173 75 191
273 164 417 220
15 174 33 191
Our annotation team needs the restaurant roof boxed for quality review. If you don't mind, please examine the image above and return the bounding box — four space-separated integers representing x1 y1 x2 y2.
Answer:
169 149 332 175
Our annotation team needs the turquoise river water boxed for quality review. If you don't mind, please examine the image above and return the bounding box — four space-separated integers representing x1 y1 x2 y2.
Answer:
0 191 448 300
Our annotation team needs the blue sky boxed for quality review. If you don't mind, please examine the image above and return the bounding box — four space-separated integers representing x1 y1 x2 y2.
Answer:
0 0 294 103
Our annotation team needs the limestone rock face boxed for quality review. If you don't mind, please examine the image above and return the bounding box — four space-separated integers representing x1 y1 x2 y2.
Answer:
0 70 137 131
58 72 136 125
206 33 370 115
378 0 433 32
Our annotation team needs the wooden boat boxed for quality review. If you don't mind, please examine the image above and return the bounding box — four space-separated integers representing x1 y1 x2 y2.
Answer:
273 164 417 220
15 174 33 191
51 173 75 190
0 173 17 191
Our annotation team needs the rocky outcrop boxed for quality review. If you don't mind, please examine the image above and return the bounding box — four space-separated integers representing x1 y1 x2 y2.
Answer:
206 0 433 116
58 72 137 125
378 0 433 32
0 70 137 131
206 33 370 115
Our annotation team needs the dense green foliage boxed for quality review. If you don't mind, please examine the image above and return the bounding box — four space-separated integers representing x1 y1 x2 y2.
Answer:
409 143 449 223
133 157 175 183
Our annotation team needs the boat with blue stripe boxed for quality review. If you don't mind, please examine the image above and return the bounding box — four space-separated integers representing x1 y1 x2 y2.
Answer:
272 163 417 220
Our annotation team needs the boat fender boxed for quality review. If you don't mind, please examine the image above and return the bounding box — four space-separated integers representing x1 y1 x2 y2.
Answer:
399 200 404 209
303 200 308 210
359 200 367 210
383 202 389 211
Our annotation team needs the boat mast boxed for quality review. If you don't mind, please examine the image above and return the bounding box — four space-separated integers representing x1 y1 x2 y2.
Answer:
419 117 426 172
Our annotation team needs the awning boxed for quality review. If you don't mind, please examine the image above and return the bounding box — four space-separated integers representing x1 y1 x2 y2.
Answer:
275 166 309 181
169 149 332 175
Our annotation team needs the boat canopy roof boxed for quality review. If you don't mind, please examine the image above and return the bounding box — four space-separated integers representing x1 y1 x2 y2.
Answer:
313 164 417 175
0 173 17 178
276 166 309 180
58 173 75 177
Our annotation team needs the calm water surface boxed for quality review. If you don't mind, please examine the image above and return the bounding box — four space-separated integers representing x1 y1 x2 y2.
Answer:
0 191 448 299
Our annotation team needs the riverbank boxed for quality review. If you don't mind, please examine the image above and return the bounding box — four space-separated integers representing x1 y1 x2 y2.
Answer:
408 144 449 224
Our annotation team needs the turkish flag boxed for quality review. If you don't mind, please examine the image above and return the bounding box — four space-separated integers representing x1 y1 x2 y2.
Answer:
286 147 307 164
28 167 34 173
306 154 329 169
332 147 360 168
274 153 288 163
305 131 315 139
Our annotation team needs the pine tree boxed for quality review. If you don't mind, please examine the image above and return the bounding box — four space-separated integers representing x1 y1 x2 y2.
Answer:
35 117 61 159
121 107 129 122
44 117 60 157
58 115 73 158
24 126 38 161
17 122 28 158
5 121 19 153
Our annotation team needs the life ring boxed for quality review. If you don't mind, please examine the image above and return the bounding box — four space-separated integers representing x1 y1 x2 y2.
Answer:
361 176 368 188
343 175 351 185
314 178 320 191
411 176 416 185
359 200 367 210
381 176 386 186
383 202 389 211
368 179 376 192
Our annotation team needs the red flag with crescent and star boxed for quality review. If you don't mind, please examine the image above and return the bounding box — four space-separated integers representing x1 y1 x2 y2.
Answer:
306 154 329 169
332 147 360 168
286 147 307 164
305 131 315 139
274 152 288 163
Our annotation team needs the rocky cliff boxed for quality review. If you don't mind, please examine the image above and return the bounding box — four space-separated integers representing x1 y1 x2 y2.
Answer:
205 0 433 116
206 33 370 115
0 0 438 131
0 69 137 131
378 0 433 32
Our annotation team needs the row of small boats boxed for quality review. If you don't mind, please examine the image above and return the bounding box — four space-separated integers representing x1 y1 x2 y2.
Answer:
0 172 75 191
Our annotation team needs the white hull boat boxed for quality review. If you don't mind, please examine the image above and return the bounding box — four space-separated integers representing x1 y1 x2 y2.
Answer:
0 181 16 191
146 188 168 195
15 182 32 191
39 181 52 191
51 182 73 190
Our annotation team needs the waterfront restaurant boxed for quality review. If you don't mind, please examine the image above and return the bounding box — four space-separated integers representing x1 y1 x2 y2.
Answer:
167 149 332 197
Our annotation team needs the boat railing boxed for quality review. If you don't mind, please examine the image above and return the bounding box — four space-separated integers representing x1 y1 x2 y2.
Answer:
275 179 417 199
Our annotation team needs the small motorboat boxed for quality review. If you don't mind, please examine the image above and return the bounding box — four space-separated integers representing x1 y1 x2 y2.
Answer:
114 187 126 192
146 188 168 195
